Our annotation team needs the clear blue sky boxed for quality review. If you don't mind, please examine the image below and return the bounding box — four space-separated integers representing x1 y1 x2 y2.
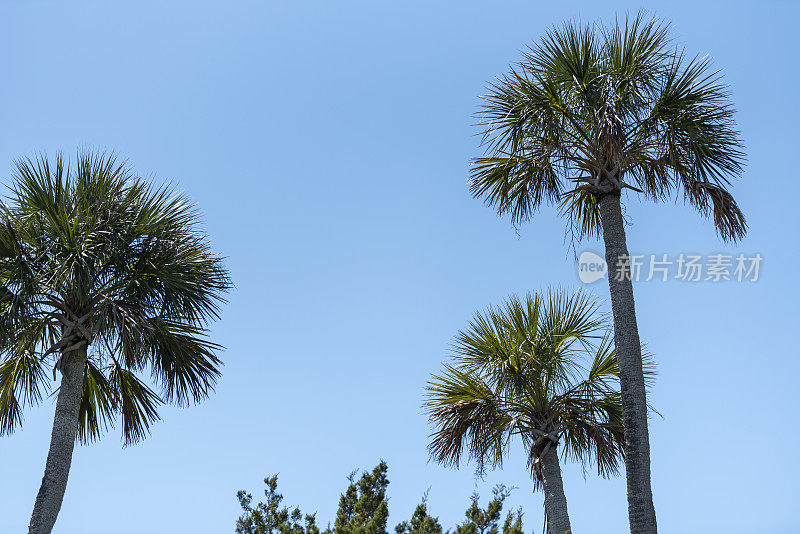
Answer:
1 1 797 533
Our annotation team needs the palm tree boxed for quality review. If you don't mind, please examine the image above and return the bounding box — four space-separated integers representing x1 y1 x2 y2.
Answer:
0 152 231 534
426 290 639 534
469 13 745 533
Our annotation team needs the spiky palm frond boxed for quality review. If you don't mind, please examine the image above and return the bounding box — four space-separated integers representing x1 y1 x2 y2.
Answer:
472 11 746 241
0 151 230 446
427 366 512 472
426 289 646 489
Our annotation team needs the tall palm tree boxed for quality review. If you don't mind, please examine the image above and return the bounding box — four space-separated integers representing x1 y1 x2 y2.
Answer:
0 152 231 534
469 13 744 533
426 290 642 534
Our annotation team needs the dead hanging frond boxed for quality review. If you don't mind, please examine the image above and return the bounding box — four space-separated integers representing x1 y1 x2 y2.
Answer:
685 180 747 242
559 187 602 240
519 423 562 491
427 397 507 470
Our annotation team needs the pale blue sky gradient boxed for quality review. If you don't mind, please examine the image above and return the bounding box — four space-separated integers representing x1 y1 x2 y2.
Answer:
1 2 798 533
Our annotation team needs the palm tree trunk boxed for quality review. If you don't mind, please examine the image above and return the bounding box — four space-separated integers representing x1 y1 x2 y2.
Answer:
28 345 87 534
540 445 571 534
597 192 657 534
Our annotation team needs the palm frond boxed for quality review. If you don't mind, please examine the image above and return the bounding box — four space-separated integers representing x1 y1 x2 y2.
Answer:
145 318 222 406
427 366 513 470
109 362 163 446
77 358 117 444
0 350 47 435
684 181 746 241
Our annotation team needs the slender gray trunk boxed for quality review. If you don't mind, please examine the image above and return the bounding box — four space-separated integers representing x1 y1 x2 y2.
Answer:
598 193 657 534
540 445 571 534
28 346 87 534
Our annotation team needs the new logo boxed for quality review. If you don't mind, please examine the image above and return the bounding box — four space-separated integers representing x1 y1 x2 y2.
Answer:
577 251 607 284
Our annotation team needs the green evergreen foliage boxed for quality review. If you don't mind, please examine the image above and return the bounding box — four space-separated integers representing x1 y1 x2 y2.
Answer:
235 475 320 534
394 495 443 534
237 464 524 534
332 462 390 534
451 487 522 534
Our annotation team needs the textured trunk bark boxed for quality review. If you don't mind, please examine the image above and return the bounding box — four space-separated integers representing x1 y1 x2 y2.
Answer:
28 345 87 534
540 445 571 534
598 193 657 534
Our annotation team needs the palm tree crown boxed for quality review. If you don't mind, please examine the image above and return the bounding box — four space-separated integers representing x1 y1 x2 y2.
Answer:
471 12 746 241
426 289 637 487
0 152 231 445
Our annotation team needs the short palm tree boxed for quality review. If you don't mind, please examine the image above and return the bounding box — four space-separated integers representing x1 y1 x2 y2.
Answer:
470 14 745 533
426 290 639 534
0 152 231 534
